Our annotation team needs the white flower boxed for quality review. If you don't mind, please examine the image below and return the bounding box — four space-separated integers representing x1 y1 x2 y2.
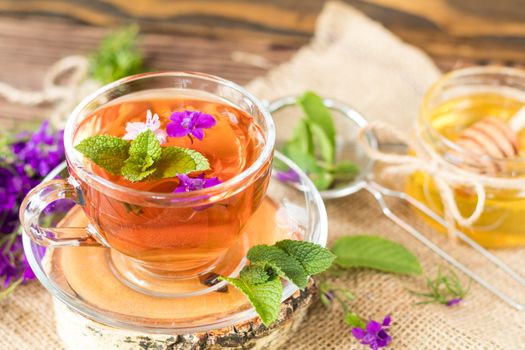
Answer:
123 110 167 144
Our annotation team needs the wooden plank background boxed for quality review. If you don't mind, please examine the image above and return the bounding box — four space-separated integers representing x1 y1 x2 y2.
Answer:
0 0 524 128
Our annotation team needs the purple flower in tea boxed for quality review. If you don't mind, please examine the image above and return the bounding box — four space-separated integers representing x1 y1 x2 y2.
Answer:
167 110 216 141
275 169 300 183
446 298 462 307
351 315 392 350
174 174 222 193
124 110 167 144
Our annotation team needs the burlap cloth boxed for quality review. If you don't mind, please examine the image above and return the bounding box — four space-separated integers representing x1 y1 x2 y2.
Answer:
1 2 524 349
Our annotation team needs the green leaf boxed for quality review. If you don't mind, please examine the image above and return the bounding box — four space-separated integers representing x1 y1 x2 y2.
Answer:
128 129 162 169
239 263 272 285
75 135 130 175
298 91 336 150
345 312 366 329
90 25 144 84
309 122 335 164
222 276 283 326
121 161 157 182
247 245 308 289
121 130 161 182
332 235 422 275
275 240 335 275
155 147 210 178
309 170 333 190
284 148 320 174
331 160 360 180
282 119 314 157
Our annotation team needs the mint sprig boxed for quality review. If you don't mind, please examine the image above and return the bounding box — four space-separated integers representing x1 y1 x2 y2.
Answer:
280 91 360 190
222 240 335 326
90 24 143 84
75 129 210 182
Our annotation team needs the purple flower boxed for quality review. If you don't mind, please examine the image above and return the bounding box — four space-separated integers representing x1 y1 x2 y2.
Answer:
1 121 65 296
351 315 392 350
446 298 462 307
275 168 300 183
166 110 216 141
174 174 222 193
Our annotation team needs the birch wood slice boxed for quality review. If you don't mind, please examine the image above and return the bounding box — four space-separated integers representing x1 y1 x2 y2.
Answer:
54 280 315 350
44 205 317 350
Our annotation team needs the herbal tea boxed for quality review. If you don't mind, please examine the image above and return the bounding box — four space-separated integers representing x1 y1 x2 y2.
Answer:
71 93 270 275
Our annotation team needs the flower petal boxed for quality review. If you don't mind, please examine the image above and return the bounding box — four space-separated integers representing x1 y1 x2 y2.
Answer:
382 314 391 327
351 327 365 340
167 123 190 138
154 129 168 144
203 177 222 188
366 320 382 334
191 128 204 140
195 113 216 129
169 111 185 123
123 122 147 140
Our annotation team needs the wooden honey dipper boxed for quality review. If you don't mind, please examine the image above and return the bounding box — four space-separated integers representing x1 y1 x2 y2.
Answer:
454 108 525 173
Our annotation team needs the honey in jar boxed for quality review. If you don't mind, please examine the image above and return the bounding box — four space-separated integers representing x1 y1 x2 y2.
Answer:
406 67 525 248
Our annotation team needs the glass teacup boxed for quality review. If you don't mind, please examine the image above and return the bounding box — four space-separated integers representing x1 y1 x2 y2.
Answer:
19 72 275 296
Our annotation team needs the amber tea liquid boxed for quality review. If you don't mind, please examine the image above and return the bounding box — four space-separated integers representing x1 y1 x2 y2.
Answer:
71 92 270 275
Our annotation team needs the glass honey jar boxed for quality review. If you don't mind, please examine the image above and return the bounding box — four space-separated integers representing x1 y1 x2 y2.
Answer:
406 66 525 248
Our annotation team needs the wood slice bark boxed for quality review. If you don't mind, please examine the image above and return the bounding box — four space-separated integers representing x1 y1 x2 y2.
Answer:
54 279 316 350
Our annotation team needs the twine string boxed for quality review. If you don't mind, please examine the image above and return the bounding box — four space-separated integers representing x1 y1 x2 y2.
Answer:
357 121 493 235
0 55 89 106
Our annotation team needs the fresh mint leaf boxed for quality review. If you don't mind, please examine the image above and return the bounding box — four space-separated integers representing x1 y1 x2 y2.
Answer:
90 25 143 84
284 148 320 175
222 276 283 326
222 240 333 326
309 122 335 164
298 91 336 152
121 130 161 182
155 147 210 178
75 135 129 175
331 160 359 180
128 129 162 170
239 263 273 285
247 245 308 289
280 91 360 191
121 161 157 182
332 235 422 275
283 119 314 157
276 240 336 275
309 170 333 191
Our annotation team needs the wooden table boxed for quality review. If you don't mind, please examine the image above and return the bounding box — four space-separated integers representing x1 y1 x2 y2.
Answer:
1 0 524 128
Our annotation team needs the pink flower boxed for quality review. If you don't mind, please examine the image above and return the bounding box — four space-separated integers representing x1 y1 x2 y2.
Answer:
123 110 167 144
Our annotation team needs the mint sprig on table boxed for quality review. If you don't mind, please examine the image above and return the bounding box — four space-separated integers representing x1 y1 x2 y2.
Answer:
280 91 359 190
221 240 335 326
75 129 209 182
90 24 143 84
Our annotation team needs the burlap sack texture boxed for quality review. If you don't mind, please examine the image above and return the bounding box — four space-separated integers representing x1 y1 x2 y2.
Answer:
1 2 524 349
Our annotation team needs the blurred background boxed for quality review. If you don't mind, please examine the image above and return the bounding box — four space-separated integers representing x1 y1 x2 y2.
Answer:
0 0 524 127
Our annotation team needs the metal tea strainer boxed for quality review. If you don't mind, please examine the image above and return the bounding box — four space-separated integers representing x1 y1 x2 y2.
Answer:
268 96 525 311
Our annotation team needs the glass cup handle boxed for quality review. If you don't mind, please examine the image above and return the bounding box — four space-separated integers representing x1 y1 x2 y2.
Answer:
19 178 105 248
